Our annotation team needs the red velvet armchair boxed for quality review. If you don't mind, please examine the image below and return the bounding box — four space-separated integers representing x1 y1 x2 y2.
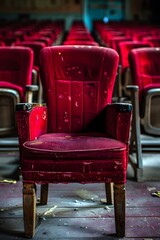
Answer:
128 47 160 181
16 45 132 238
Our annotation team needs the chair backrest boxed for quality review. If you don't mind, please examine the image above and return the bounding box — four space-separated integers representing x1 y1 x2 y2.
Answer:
110 37 132 54
129 47 160 98
119 41 151 73
129 47 160 135
13 41 46 68
0 46 34 100
39 45 119 133
142 36 160 47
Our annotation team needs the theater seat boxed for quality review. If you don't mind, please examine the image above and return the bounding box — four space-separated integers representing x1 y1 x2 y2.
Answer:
0 46 38 137
118 41 151 99
13 41 46 103
128 47 160 181
16 45 132 237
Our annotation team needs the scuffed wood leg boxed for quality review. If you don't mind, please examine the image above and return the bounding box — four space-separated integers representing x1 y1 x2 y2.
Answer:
23 183 36 238
40 184 49 205
114 183 126 237
105 183 114 205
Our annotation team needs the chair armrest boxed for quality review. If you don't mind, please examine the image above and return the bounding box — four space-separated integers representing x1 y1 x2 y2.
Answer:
16 103 47 147
26 84 39 103
105 103 132 144
126 85 140 133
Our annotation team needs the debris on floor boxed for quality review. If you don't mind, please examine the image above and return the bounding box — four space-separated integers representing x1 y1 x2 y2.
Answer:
151 191 160 198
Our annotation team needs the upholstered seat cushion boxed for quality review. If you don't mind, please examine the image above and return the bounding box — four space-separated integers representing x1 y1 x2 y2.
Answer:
22 133 127 183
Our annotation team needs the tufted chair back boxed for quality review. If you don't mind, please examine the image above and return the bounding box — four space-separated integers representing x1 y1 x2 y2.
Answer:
40 45 118 133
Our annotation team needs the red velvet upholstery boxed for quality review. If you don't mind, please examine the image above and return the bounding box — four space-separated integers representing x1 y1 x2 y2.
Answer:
110 36 132 55
128 47 160 107
16 46 132 237
142 36 160 47
118 41 152 98
119 41 152 74
128 47 160 181
24 35 51 46
0 46 34 101
13 41 46 69
0 41 5 46
63 40 99 46
0 46 37 137
13 41 46 102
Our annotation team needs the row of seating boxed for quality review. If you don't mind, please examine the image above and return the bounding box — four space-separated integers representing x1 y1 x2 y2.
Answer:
63 21 99 46
0 20 65 138
0 19 64 46
94 20 160 182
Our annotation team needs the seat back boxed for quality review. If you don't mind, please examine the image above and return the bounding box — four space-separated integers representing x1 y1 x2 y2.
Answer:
13 41 45 69
118 41 151 97
129 47 160 135
13 42 46 103
119 41 152 73
0 46 34 136
142 36 160 47
39 45 119 133
110 37 132 56
0 46 34 101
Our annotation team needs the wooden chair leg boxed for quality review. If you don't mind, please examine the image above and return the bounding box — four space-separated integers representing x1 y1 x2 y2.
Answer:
23 183 36 238
40 184 49 205
105 183 114 205
114 183 126 237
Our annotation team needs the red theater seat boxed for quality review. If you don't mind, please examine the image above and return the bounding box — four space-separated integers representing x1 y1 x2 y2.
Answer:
13 41 46 103
16 45 132 238
118 41 151 98
128 47 160 181
0 46 38 137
